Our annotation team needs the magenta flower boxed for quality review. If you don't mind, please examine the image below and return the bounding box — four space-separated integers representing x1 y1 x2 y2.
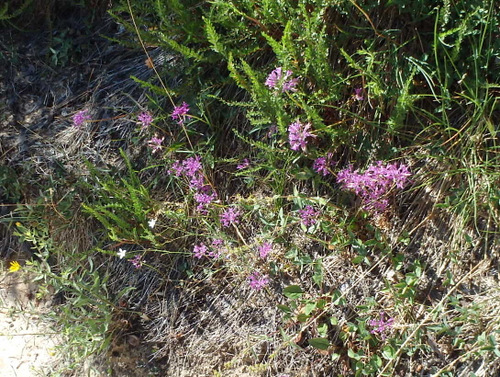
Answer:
148 135 164 153
368 312 394 339
130 255 143 268
73 109 91 128
288 121 316 152
265 67 284 89
248 271 269 290
182 155 202 178
298 205 320 226
258 242 273 259
194 189 217 213
189 174 205 190
237 158 250 170
192 243 208 259
282 77 299 92
171 102 190 124
168 160 184 176
337 161 411 213
313 153 335 176
138 111 153 129
265 67 299 92
354 88 364 101
220 207 241 227
168 155 218 213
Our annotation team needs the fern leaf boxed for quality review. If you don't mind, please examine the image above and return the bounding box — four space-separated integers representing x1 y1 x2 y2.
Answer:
204 17 226 56
156 32 205 61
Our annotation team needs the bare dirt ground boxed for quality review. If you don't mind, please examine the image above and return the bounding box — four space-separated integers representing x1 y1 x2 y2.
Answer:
0 270 63 377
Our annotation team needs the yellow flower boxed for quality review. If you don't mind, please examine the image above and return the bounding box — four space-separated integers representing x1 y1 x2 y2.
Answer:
9 261 21 272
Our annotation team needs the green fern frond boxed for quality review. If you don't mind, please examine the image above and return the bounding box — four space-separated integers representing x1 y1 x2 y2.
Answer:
156 32 205 61
204 16 226 56
227 53 250 91
233 128 277 153
206 94 254 108
82 204 114 230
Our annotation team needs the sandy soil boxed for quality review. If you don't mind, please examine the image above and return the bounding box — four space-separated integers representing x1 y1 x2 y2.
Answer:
0 270 63 377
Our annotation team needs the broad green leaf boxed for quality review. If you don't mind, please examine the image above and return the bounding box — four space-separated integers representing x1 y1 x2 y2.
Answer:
308 337 330 350
283 285 303 299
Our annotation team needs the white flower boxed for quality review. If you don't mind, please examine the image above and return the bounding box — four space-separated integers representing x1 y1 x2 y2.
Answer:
117 248 127 259
148 218 157 229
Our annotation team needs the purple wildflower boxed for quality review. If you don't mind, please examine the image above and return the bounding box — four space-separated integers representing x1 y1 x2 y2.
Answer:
138 111 153 129
368 312 394 339
194 189 217 213
148 135 164 153
171 102 190 124
248 271 269 290
354 88 364 101
337 161 411 213
288 121 316 152
220 207 241 227
130 255 143 269
168 155 218 213
182 155 203 178
298 205 320 227
168 160 184 176
236 158 250 170
282 77 299 92
258 242 273 259
313 153 335 176
265 67 282 89
73 110 91 128
192 243 208 259
265 67 299 92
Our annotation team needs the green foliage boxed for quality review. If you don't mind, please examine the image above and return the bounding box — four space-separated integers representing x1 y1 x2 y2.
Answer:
0 165 22 202
0 0 33 21
12 208 116 373
81 151 156 245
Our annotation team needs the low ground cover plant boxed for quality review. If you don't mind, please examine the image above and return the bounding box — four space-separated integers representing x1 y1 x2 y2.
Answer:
1 0 500 375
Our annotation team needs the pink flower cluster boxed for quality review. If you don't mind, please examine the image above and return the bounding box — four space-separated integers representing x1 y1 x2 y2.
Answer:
73 109 91 128
138 111 153 129
298 205 320 226
368 312 394 339
236 158 250 170
168 155 217 213
288 120 316 152
248 271 269 290
148 135 164 153
220 207 241 227
354 87 364 101
258 242 273 259
192 239 226 259
265 67 299 92
130 255 143 269
337 161 411 213
171 102 190 124
313 153 335 176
